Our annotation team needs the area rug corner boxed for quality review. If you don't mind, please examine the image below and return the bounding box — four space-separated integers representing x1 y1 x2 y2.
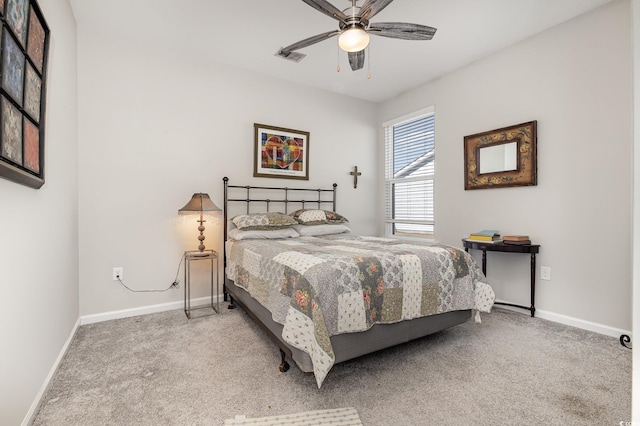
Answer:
224 406 362 426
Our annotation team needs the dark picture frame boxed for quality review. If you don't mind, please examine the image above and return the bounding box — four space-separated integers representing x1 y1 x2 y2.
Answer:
0 0 49 189
254 123 309 180
464 121 537 190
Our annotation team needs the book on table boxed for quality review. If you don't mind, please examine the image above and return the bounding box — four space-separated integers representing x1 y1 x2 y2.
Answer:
503 235 530 241
503 235 531 245
468 230 500 242
465 238 503 244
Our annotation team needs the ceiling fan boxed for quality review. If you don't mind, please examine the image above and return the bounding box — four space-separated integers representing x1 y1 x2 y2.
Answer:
276 0 437 71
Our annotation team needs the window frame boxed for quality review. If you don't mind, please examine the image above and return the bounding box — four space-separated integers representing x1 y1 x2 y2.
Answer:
383 106 436 240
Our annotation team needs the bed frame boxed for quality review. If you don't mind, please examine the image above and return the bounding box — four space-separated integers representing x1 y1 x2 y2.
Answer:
222 177 471 375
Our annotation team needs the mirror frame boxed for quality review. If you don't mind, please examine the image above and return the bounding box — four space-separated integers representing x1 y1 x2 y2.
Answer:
464 121 537 190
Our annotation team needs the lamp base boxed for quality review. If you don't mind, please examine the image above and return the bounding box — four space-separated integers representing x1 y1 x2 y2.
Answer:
197 219 206 252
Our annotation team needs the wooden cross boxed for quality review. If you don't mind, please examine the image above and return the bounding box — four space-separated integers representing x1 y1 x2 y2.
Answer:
350 166 362 188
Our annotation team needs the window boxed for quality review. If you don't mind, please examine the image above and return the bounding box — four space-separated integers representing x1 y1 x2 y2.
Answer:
384 107 435 238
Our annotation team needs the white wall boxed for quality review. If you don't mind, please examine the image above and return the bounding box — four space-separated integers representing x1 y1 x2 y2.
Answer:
77 30 378 317
0 0 78 424
632 0 639 419
378 0 632 332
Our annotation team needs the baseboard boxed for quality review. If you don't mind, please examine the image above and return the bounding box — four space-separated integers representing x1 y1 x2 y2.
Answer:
493 301 631 338
22 317 81 426
80 296 219 325
83 297 631 337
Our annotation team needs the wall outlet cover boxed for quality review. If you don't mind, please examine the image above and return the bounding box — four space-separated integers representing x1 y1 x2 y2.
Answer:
541 266 551 281
112 267 123 281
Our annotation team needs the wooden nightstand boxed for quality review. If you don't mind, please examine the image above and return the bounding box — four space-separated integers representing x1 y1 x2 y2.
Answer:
463 239 540 317
184 250 219 318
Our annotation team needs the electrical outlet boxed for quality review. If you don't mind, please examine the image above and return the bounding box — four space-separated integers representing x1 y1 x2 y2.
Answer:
112 267 124 281
540 266 551 281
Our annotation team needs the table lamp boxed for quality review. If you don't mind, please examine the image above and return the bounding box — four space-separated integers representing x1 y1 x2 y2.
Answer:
178 193 221 252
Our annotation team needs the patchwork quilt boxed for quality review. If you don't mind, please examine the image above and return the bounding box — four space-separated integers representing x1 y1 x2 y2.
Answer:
226 234 495 387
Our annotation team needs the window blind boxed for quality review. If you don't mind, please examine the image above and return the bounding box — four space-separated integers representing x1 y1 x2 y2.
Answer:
384 111 435 238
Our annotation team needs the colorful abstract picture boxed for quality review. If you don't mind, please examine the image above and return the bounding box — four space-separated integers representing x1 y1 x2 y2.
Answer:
6 0 27 46
0 0 49 189
23 118 38 172
27 6 44 71
1 96 23 164
2 31 25 105
24 62 40 121
254 124 309 180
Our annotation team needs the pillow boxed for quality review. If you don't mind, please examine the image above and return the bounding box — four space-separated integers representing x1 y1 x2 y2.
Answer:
293 224 350 236
231 212 297 230
290 209 348 225
228 227 299 240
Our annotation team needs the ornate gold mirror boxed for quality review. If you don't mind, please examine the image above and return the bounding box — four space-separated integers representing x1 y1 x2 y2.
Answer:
464 121 537 190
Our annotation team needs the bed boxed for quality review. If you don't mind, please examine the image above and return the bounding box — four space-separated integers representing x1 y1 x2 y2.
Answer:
222 177 494 387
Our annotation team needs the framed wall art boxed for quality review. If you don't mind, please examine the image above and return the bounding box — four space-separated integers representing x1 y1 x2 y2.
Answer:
254 123 309 180
0 0 49 189
464 121 537 190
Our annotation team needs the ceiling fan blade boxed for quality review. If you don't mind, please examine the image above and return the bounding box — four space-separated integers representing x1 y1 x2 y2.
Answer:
279 30 340 53
348 50 365 71
368 22 437 40
301 0 348 23
359 0 394 21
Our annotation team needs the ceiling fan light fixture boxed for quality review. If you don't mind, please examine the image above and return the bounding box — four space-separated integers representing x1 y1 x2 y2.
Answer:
338 26 370 52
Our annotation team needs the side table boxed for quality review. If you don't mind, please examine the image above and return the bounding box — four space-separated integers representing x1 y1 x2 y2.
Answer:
462 239 540 317
184 250 219 319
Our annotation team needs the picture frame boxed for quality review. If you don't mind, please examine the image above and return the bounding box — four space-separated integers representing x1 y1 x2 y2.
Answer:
254 123 309 180
0 0 49 189
464 121 537 190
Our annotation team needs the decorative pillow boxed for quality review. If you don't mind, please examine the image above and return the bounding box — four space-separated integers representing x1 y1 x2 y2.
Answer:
228 227 299 240
293 224 350 236
290 209 348 225
231 212 297 230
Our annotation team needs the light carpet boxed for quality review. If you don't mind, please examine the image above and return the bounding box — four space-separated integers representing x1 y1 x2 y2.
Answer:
32 305 631 425
224 407 362 425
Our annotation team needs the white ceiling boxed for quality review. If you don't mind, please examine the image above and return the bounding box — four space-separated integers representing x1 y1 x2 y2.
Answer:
69 0 613 103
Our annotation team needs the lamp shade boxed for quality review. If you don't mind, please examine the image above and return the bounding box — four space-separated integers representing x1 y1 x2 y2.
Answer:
179 193 221 252
338 26 370 52
178 193 221 215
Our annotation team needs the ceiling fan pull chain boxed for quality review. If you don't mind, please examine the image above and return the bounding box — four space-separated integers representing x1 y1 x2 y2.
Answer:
336 39 341 72
367 44 371 79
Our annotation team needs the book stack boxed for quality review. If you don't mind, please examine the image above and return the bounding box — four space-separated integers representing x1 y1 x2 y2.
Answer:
503 235 531 245
467 230 501 243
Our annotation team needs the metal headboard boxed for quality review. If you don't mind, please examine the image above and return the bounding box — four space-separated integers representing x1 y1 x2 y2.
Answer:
222 176 338 298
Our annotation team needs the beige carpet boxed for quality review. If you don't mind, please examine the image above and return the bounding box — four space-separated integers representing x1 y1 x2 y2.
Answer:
224 407 362 425
33 306 631 425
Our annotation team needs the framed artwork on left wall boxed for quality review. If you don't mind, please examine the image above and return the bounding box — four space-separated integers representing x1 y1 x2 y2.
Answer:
254 123 309 180
0 0 50 189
